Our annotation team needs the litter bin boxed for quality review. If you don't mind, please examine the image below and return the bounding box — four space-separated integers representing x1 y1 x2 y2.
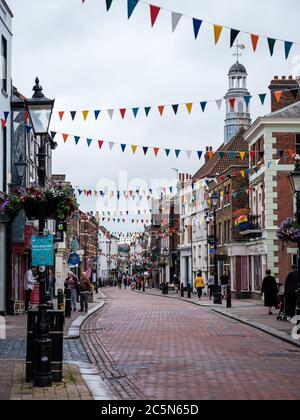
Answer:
48 310 64 382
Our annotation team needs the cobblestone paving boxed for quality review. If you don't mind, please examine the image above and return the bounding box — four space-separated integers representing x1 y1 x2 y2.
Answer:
81 288 300 400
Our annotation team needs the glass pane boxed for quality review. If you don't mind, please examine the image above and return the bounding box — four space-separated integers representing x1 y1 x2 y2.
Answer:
29 109 51 134
241 256 249 291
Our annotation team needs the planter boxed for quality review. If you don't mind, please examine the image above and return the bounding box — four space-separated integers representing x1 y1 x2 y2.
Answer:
23 200 48 221
46 197 59 219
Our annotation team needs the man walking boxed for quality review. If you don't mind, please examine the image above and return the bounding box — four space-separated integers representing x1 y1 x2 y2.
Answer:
24 266 36 312
285 265 299 320
48 269 56 299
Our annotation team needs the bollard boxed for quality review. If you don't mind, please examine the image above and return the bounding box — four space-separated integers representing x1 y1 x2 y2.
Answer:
226 285 232 308
181 283 184 298
26 309 39 382
33 305 52 388
65 287 72 318
187 284 192 299
48 310 64 383
57 289 64 311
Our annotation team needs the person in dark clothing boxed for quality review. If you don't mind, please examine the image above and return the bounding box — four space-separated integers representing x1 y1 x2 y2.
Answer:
285 265 299 319
261 270 278 315
220 274 229 300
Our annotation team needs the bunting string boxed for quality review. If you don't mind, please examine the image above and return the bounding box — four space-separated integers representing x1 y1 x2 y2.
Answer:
82 0 299 60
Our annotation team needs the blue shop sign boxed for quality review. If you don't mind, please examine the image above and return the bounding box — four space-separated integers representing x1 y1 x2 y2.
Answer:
32 235 54 266
68 253 80 266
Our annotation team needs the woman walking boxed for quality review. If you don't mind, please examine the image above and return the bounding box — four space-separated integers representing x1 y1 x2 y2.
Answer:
64 272 79 312
261 270 278 315
194 271 205 301
79 272 92 313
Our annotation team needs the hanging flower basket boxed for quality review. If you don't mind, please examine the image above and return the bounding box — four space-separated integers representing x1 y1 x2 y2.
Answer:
277 217 300 243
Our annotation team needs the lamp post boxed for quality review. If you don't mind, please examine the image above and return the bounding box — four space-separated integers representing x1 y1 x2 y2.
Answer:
289 156 300 319
25 78 55 305
15 155 27 186
211 192 222 305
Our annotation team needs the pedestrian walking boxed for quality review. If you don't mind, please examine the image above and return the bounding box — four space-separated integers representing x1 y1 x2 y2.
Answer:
261 270 278 315
220 274 230 300
284 265 299 319
64 271 79 312
123 276 128 289
48 269 56 299
206 273 215 300
24 266 36 312
194 271 205 300
79 272 92 313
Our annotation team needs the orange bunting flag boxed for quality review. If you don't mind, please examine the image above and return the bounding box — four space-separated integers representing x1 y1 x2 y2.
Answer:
154 147 160 157
131 145 138 154
186 103 193 114
274 91 282 103
82 111 89 121
158 105 165 116
251 34 259 52
58 111 65 121
63 134 69 143
208 151 214 160
213 25 223 44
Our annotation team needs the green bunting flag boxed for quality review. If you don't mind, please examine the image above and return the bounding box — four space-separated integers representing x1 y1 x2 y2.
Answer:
74 136 80 145
268 38 276 56
284 41 293 59
106 0 113 11
128 0 139 19
259 93 267 105
144 107 151 117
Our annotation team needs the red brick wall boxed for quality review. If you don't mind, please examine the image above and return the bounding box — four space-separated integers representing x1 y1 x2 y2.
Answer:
269 76 300 113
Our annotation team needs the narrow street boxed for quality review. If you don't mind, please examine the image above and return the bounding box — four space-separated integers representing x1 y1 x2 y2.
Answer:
80 288 300 400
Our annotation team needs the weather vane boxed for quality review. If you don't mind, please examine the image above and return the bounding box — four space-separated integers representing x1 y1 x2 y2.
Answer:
233 40 246 62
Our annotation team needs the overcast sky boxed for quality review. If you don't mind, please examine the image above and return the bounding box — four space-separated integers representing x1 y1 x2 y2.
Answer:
9 0 300 234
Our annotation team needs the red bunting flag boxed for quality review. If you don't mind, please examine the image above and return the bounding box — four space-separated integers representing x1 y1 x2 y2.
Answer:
58 111 65 121
1 119 6 128
158 105 165 116
229 98 236 109
150 4 161 27
120 108 126 119
154 147 160 156
63 134 69 143
24 111 29 123
251 34 259 52
98 140 104 149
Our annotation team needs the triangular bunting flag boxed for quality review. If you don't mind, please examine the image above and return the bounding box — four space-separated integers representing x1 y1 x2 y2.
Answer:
175 150 181 158
229 151 236 159
74 136 81 145
291 88 299 100
215 99 223 110
82 111 89 121
279 150 284 159
240 170 245 178
25 125 32 134
51 131 57 139
107 109 114 120
244 95 252 106
267 38 276 56
4 111 9 121
284 41 293 60
106 0 113 11
63 134 69 143
120 108 126 119
128 0 139 19
186 103 193 114
121 144 126 153
58 111 65 121
143 147 149 155
251 34 259 52
94 110 101 120
24 111 29 123
87 138 93 147
229 98 236 109
259 93 267 105
144 107 151 117
200 101 207 112
193 19 202 40
213 25 223 44
154 147 160 157
150 4 161 27
171 12 182 33
98 140 104 149
70 111 77 121
230 29 240 48
219 151 225 159
165 149 171 157
186 151 192 159
109 142 114 150
158 105 165 116
132 108 139 118
274 91 282 103
131 145 138 154
172 104 179 115
240 152 246 160
208 151 214 159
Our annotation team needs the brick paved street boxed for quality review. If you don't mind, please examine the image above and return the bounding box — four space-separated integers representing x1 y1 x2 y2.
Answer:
81 288 300 400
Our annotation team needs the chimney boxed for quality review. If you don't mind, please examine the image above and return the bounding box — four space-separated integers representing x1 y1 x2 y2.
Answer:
269 75 300 112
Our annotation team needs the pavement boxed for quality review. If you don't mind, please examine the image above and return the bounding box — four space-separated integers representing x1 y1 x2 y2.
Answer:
80 288 300 400
0 292 108 400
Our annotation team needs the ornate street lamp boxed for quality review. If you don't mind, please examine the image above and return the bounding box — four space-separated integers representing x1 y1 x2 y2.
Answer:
210 192 222 305
15 154 26 186
290 156 300 318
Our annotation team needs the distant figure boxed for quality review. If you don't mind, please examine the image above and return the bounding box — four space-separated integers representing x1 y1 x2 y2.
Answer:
206 273 215 300
48 269 56 299
261 270 278 315
79 272 91 313
285 265 299 319
64 271 79 312
194 271 205 300
24 266 36 312
220 274 230 300
123 276 128 289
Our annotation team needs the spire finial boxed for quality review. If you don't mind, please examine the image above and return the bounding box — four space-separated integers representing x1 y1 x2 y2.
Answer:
233 41 245 63
32 77 45 99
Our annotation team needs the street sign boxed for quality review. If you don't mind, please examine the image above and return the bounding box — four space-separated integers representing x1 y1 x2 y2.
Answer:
68 253 80 266
32 235 54 266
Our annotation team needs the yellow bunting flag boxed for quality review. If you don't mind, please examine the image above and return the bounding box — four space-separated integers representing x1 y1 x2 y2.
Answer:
240 170 245 178
131 145 138 155
186 103 193 114
82 110 89 121
274 91 282 103
240 152 246 160
214 25 223 44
